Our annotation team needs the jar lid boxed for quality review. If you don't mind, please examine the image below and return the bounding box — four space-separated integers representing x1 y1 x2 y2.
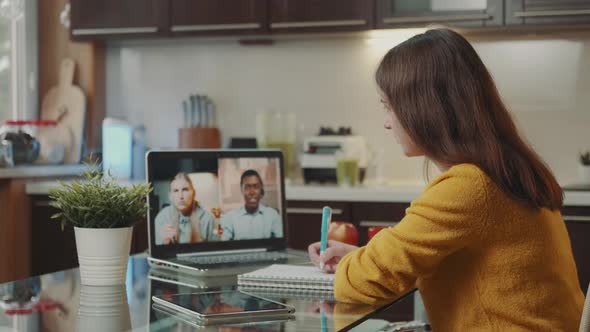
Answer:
4 120 25 125
27 120 58 126
4 120 57 126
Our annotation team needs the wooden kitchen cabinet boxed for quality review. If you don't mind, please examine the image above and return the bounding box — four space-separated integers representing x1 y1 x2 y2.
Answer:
506 0 590 26
170 0 267 36
285 200 409 249
352 202 409 245
31 197 78 276
286 200 351 250
562 205 590 294
70 0 168 39
269 0 374 33
376 0 503 29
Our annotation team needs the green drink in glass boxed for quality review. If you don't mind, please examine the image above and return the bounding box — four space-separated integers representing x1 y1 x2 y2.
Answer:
336 157 359 186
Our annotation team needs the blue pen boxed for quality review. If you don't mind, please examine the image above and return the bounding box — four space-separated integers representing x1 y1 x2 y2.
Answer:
319 206 332 271
320 304 328 332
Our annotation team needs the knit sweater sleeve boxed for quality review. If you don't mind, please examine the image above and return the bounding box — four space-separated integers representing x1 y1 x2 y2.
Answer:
334 165 490 305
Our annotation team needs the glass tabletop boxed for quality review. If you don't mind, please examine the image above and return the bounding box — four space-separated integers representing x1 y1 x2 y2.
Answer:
0 255 411 332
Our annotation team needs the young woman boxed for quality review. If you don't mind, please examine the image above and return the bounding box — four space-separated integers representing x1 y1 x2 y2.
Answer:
308 29 584 331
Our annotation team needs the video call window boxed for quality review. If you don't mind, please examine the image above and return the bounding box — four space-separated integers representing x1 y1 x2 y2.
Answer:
151 157 283 246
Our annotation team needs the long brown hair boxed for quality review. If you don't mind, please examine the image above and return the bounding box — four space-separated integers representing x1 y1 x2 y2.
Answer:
376 28 562 210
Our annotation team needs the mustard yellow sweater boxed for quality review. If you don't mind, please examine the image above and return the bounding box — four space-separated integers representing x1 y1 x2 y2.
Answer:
335 164 584 331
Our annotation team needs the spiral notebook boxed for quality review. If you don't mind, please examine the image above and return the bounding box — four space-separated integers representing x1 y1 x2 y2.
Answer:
238 286 336 301
237 264 335 291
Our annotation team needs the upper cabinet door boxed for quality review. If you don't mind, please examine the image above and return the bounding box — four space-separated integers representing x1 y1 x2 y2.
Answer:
170 0 267 35
269 0 374 33
70 0 165 39
376 0 503 29
506 0 590 26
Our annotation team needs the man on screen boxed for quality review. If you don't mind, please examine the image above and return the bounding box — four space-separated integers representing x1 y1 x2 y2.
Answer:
155 173 215 244
220 169 283 240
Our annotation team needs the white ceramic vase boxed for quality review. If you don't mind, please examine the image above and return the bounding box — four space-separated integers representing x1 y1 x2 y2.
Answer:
579 165 590 184
77 285 131 332
74 226 133 286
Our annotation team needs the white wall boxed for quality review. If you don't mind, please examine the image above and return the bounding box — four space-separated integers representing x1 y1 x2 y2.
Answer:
106 30 590 185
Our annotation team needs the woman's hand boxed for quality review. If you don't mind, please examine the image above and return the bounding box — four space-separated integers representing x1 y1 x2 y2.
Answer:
161 224 178 244
308 240 358 273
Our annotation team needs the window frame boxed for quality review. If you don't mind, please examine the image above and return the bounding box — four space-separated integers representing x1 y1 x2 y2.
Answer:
0 0 37 123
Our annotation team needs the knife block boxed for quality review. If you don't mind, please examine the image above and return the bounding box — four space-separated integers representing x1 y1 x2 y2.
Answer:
178 127 221 149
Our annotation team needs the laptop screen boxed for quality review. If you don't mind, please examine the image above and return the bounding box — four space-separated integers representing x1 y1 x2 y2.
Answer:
146 150 287 258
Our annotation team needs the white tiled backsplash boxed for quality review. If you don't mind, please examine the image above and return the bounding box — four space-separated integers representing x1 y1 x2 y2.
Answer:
106 30 590 185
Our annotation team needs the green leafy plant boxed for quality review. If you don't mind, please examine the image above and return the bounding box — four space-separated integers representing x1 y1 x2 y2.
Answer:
581 151 590 166
48 163 152 229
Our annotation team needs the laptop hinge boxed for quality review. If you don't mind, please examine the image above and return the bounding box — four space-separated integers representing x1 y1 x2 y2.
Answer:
176 248 267 258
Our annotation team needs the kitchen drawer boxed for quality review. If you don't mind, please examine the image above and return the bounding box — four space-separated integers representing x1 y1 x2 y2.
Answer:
31 197 79 275
70 0 166 40
352 202 409 245
170 0 268 36
286 200 351 250
562 205 590 293
506 0 590 26
269 0 374 33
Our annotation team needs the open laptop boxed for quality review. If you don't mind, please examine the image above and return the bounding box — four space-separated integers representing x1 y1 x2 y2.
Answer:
146 149 309 276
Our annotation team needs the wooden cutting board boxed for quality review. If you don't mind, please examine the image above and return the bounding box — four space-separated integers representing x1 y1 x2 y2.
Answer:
40 58 86 164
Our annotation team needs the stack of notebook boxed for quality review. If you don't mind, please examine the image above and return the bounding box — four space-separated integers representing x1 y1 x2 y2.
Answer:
237 264 335 291
237 264 336 301
238 285 336 301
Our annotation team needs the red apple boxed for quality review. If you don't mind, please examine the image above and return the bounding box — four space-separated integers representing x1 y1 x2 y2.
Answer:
367 226 386 241
328 221 358 246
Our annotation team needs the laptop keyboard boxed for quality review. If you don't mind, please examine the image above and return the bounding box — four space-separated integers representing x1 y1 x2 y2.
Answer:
177 251 294 266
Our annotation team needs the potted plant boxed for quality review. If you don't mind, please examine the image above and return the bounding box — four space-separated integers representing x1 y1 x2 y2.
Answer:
580 151 590 184
48 163 152 286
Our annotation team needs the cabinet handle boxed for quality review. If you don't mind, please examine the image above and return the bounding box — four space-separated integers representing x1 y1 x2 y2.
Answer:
33 200 52 207
382 13 491 24
271 19 366 29
563 215 590 223
171 23 261 32
72 27 158 36
359 220 399 227
287 207 344 215
513 9 590 18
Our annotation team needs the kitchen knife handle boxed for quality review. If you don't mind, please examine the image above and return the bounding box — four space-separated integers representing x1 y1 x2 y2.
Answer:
182 100 189 128
200 95 208 127
192 94 200 127
207 98 216 128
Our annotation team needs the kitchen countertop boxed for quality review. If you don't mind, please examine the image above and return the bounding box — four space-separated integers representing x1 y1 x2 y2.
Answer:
26 178 139 194
286 183 425 202
287 184 590 205
0 164 87 179
25 179 590 206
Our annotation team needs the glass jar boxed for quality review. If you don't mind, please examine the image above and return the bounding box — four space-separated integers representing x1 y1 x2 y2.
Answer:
256 111 296 178
30 120 67 165
0 120 40 165
0 139 13 167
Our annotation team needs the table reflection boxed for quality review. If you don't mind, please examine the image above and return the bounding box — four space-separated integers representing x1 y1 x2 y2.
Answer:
0 256 395 331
